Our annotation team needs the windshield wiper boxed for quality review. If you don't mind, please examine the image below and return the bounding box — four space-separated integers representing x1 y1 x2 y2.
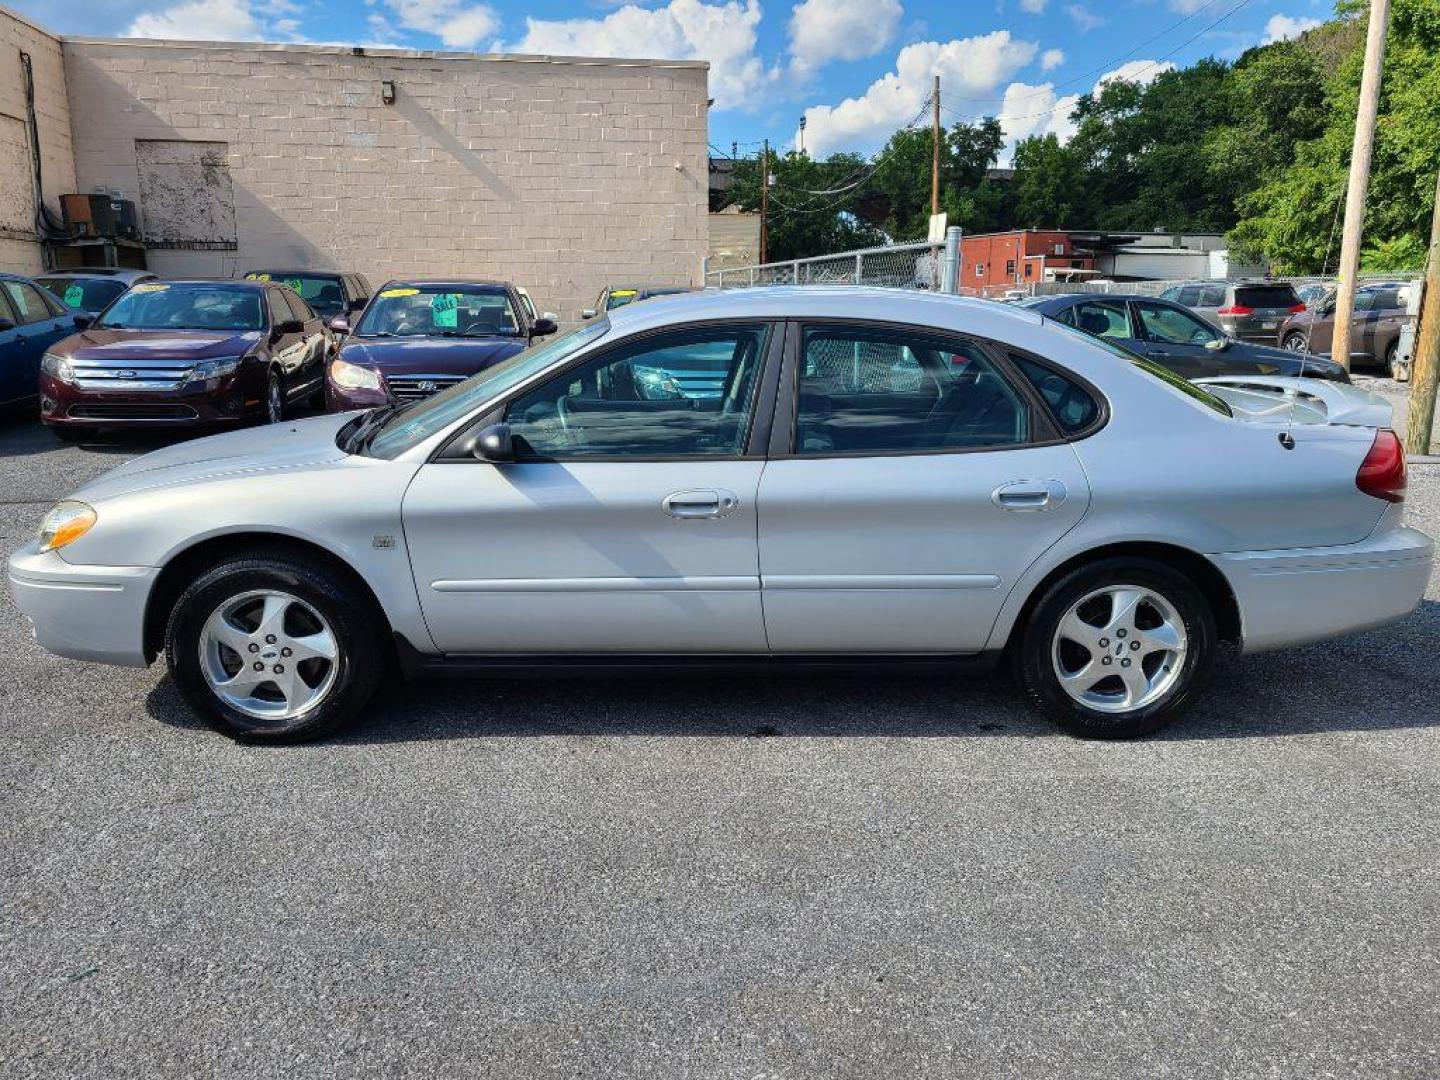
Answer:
344 404 397 454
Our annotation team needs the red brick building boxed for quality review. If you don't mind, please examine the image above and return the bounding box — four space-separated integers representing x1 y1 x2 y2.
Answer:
960 230 1095 289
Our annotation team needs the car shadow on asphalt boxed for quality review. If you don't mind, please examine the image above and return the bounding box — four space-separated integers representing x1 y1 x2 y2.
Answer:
144 601 1439 744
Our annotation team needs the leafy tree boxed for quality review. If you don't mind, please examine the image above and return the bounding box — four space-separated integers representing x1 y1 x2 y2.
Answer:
1011 134 1086 227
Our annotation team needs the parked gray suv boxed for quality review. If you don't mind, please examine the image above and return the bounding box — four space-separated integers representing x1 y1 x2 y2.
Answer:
1160 281 1304 344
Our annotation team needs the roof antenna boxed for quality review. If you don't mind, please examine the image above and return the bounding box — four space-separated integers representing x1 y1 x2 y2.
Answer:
1282 191 1344 448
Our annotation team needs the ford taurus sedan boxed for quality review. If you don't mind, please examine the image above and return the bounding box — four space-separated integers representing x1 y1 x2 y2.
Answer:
9 288 1432 743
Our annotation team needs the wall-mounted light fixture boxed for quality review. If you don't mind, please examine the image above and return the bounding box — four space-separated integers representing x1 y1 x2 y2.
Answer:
381 80 396 105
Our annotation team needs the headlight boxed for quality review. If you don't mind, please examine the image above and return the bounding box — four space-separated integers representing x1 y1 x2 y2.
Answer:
633 364 682 400
36 501 97 553
40 352 74 383
185 356 243 383
330 357 383 391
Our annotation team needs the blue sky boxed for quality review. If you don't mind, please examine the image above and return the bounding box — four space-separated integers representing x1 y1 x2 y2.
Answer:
14 0 1335 159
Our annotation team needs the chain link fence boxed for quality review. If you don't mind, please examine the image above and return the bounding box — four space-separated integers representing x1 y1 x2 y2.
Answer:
706 241 944 290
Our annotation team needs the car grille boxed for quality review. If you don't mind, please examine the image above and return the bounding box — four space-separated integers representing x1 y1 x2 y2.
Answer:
69 360 193 391
67 403 199 420
388 374 465 401
660 370 728 400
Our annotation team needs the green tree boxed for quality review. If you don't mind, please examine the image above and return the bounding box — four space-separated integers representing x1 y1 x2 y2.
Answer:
1011 133 1086 228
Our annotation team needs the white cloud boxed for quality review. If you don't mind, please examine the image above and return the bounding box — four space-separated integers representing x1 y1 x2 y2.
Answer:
788 0 903 75
995 60 1173 162
1064 3 1103 31
1095 58 1175 88
505 0 774 110
385 0 498 48
1018 0 1047 11
127 0 263 39
801 32 1039 157
1262 13 1322 42
1040 47 1064 71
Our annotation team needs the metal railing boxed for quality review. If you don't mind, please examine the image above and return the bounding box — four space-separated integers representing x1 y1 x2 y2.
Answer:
706 240 946 291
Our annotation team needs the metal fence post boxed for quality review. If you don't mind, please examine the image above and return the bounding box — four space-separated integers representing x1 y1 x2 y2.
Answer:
941 227 962 294
855 253 864 284
750 267 757 287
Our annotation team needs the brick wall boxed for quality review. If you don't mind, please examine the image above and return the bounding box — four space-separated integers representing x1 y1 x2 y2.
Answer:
0 5 76 274
63 38 709 322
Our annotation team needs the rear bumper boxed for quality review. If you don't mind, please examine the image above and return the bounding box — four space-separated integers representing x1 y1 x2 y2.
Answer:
8 544 157 667
1210 526 1434 653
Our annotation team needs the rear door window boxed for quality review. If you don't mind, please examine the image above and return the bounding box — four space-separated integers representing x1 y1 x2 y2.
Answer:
267 289 294 327
284 288 315 323
1135 301 1220 345
1068 300 1132 341
3 281 55 324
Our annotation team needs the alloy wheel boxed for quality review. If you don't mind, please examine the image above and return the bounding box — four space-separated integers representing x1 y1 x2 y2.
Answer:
266 376 283 424
1051 584 1188 714
198 589 339 722
1282 333 1309 353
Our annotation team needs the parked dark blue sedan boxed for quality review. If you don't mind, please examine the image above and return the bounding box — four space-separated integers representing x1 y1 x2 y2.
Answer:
1019 293 1349 382
0 273 88 409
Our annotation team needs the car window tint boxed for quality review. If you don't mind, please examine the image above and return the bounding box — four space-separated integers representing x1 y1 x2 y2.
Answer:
1009 353 1101 435
504 325 768 458
1234 285 1301 309
39 277 126 312
1070 301 1130 340
3 281 54 325
794 328 1029 454
1136 301 1219 345
1201 285 1227 306
283 287 313 322
267 290 293 326
1174 287 1198 306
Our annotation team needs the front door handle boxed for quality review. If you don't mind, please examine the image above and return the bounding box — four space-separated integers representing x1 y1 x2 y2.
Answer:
663 488 739 519
992 480 1067 512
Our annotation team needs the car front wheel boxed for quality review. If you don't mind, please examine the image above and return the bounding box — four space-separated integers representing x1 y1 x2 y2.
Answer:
1282 332 1309 353
1016 558 1217 739
165 552 386 742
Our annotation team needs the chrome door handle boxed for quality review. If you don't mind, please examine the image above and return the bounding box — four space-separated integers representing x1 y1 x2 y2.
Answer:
663 488 738 519
992 480 1066 512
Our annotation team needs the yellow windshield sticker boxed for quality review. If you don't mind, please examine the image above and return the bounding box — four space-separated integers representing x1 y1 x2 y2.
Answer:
132 283 169 293
611 290 637 298
245 272 271 281
379 287 419 298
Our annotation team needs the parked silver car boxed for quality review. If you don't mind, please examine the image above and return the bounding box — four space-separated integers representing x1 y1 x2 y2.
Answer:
1160 280 1305 343
10 288 1432 742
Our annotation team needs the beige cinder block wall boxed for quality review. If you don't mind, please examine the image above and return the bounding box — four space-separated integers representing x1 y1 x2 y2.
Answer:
0 5 76 274
63 38 709 322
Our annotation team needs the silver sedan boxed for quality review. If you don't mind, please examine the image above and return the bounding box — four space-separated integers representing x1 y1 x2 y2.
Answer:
9 288 1433 742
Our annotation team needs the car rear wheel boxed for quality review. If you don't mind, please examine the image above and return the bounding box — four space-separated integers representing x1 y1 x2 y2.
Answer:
1282 332 1309 353
1016 558 1216 739
1385 340 1406 380
165 552 386 742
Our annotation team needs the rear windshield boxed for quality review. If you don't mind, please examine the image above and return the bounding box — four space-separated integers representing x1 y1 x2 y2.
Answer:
1234 285 1300 309
246 272 347 316
37 277 127 312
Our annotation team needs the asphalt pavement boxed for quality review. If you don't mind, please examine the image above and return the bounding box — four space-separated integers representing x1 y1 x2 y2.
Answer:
1 393 1437 1079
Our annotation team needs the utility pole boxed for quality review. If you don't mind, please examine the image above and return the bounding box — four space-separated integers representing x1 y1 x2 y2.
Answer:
931 74 941 218
798 116 806 156
1331 0 1391 371
1403 166 1440 456
759 139 769 266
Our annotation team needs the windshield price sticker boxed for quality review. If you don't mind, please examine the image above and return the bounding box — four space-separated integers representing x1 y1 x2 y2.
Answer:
379 287 419 298
63 285 84 308
286 278 304 294
246 273 271 281
132 283 169 293
431 292 459 328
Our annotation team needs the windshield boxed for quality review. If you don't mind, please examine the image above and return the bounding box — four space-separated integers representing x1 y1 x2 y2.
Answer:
95 283 264 332
1049 320 1232 417
355 284 520 338
246 272 347 316
365 319 610 459
38 277 127 312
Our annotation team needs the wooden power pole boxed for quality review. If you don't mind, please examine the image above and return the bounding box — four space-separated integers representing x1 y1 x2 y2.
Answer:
1331 0 1392 371
1403 166 1440 456
759 139 769 266
931 74 941 218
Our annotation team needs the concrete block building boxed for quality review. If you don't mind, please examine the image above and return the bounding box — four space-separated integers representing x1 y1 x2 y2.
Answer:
0 4 709 321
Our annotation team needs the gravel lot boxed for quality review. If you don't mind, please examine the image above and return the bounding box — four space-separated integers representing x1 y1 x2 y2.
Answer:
2 385 1438 1079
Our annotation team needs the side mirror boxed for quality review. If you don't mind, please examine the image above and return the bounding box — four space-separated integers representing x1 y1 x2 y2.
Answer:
1205 338 1229 351
72 313 92 329
581 308 597 320
541 310 558 322
328 315 351 334
473 422 514 462
530 317 558 338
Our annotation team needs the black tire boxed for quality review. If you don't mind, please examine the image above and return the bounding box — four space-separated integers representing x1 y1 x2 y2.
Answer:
164 551 387 743
1282 332 1309 353
264 369 284 424
1015 557 1217 739
51 425 98 443
1385 341 1404 380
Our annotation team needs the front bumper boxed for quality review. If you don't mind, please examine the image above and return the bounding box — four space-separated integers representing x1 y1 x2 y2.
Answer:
8 544 158 667
39 371 261 428
1211 526 1434 653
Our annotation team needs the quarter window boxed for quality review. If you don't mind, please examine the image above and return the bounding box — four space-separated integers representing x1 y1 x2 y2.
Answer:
1135 301 1219 345
793 328 1030 454
504 325 768 458
1009 353 1101 435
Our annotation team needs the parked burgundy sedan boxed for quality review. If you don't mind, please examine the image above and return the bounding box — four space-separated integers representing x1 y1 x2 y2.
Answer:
326 279 556 410
40 280 329 441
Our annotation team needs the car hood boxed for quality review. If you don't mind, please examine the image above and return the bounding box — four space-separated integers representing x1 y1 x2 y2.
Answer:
52 328 264 362
71 412 356 504
1224 340 1348 379
338 336 526 377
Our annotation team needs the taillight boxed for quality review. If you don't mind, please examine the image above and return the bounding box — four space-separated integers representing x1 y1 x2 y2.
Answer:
1216 304 1254 316
1356 429 1406 503
1288 303 1306 314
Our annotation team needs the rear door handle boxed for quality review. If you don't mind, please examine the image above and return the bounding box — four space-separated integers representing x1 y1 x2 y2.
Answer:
663 488 738 519
992 480 1067 512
